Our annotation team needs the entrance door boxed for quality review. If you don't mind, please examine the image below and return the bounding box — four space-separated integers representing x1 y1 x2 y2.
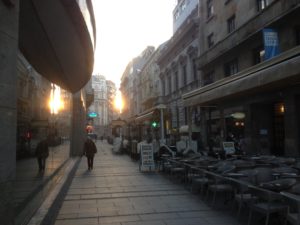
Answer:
272 103 285 156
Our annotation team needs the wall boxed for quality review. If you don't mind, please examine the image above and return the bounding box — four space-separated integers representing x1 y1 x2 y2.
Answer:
0 1 19 224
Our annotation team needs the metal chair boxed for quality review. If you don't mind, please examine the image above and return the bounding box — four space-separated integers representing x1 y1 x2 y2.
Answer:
247 185 288 225
231 169 258 218
281 191 300 225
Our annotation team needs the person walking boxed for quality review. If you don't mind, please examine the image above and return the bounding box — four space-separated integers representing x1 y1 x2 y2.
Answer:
83 136 97 170
35 138 49 172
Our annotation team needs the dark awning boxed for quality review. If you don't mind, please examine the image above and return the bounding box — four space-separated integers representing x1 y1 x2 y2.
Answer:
19 0 96 93
183 47 300 107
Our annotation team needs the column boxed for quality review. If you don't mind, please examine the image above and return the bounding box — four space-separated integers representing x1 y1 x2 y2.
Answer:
70 91 86 156
0 1 19 224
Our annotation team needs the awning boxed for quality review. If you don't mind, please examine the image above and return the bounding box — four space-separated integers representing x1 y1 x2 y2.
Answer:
111 119 126 127
179 125 201 133
135 111 153 124
183 47 300 107
135 104 166 124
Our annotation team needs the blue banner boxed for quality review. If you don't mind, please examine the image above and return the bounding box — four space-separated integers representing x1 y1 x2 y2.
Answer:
263 28 280 60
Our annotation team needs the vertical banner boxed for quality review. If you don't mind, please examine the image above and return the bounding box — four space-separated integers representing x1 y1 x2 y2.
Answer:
263 28 280 60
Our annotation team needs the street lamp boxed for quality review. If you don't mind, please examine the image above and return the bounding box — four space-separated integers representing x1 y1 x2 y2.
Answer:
48 84 64 143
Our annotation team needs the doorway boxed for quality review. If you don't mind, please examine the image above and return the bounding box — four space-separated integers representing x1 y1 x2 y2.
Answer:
272 102 285 156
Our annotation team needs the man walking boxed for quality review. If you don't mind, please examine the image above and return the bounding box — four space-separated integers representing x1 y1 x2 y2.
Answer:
83 136 97 170
35 138 49 172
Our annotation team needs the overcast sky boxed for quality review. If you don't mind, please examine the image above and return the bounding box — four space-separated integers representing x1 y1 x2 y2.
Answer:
92 0 175 87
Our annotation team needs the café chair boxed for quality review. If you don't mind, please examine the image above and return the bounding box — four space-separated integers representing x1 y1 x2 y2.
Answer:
247 185 288 225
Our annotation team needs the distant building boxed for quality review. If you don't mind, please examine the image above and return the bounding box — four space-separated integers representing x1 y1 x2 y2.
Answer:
157 0 199 144
173 0 198 34
89 75 116 137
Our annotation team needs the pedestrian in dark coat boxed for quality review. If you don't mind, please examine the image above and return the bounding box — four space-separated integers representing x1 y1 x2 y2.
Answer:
84 137 97 170
35 139 49 172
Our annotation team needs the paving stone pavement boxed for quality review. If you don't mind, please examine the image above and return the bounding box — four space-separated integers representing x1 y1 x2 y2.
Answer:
53 141 242 225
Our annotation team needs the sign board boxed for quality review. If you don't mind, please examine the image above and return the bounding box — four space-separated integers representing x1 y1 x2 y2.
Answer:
113 137 122 153
222 142 235 155
140 144 155 171
263 28 280 60
88 112 98 118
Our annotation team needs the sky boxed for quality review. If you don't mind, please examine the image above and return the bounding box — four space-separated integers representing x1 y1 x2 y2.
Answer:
91 0 176 88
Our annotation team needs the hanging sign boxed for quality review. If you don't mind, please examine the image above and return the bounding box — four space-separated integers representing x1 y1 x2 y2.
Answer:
88 112 98 118
263 28 280 60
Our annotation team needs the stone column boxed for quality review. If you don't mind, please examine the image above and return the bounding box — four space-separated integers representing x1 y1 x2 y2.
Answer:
0 1 19 225
70 91 86 156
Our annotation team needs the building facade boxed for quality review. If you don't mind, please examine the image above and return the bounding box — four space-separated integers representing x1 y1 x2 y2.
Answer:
157 0 200 145
0 1 96 224
183 0 300 156
88 75 116 137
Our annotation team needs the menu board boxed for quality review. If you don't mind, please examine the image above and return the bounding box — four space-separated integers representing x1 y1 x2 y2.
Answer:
140 144 155 171
222 142 235 155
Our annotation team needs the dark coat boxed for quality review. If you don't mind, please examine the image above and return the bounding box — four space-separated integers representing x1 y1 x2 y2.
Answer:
35 140 49 158
84 139 97 157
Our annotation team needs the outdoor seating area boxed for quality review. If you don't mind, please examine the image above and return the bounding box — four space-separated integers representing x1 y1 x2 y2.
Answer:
159 152 300 225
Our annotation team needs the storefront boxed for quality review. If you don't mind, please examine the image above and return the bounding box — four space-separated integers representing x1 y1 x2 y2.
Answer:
183 49 300 157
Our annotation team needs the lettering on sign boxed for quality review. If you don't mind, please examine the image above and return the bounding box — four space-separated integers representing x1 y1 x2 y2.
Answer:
140 144 155 171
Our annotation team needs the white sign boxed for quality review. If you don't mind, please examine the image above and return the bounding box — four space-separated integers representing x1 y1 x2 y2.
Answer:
140 144 155 171
222 142 235 155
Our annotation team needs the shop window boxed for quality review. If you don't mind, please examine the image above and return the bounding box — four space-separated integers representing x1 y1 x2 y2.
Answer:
253 46 265 65
227 15 236 34
207 33 214 48
224 59 238 77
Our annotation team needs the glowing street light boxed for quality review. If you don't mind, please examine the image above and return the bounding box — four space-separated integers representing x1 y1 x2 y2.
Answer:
114 91 123 114
49 84 64 114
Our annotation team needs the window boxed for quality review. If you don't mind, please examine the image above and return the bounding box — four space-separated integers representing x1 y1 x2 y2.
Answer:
193 59 198 81
203 71 214 86
224 59 238 77
174 10 180 21
227 15 236 33
182 65 187 86
184 107 188 125
253 46 265 65
257 0 269 11
181 1 187 11
174 71 179 91
207 33 214 48
168 75 172 94
207 0 214 18
161 80 165 96
295 26 300 45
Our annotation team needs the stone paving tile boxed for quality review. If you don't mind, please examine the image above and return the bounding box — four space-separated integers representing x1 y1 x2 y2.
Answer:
139 212 180 220
99 215 140 224
122 221 166 225
164 217 209 225
55 217 98 225
53 141 246 225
